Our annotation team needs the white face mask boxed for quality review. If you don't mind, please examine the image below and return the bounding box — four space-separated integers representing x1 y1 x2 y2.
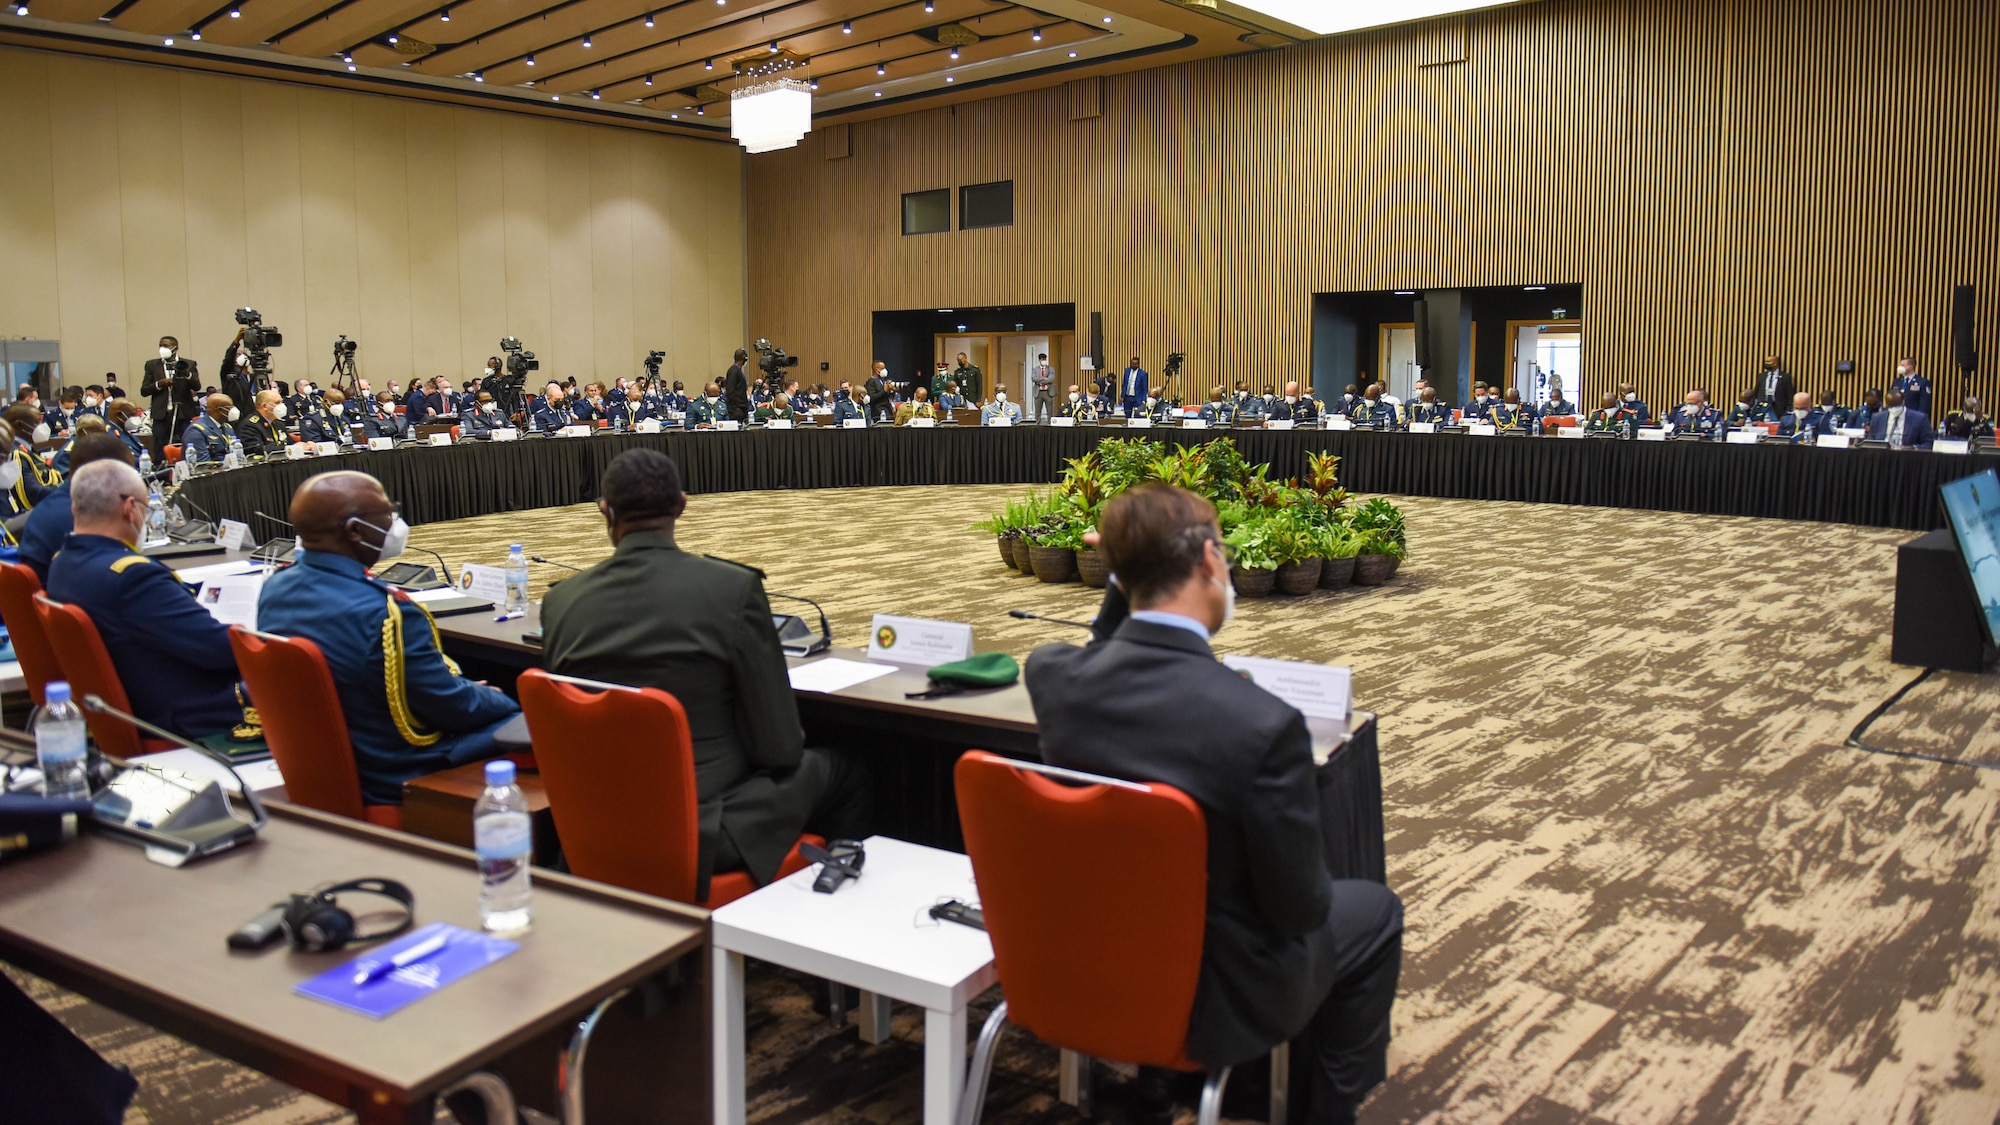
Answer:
1068 392 1080 403
1146 396 1158 406
1623 392 1637 402
83 395 99 408
330 403 344 416
1210 567 1235 629
124 416 142 432
272 403 288 420
1285 395 1298 404
354 514 410 563
31 422 50 443
485 403 499 413
0 459 18 489
226 406 241 423
995 392 1007 403
159 346 174 360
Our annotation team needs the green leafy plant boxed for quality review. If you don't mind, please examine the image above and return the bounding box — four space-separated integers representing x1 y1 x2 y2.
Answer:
1058 452 1108 511
1222 514 1279 571
1263 506 1323 565
1351 527 1407 560
1348 497 1407 552
1096 437 1163 495
1318 524 1362 559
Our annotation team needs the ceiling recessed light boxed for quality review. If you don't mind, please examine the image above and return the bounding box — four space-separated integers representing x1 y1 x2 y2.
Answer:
644 73 654 85
768 41 778 52
439 7 450 21
1031 29 1042 41
923 2 933 10
473 72 483 81
581 34 591 47
189 28 200 39
1067 50 1077 57
809 81 818 89
842 21 851 33
387 34 397 43
228 7 239 15
552 94 560 101
704 58 714 69
948 48 959 58
876 63 886 74
525 54 535 65
945 75 953 82
670 112 678 118
591 89 602 98
874 90 882 96
643 12 653 26
343 52 352 62
696 106 704 114
163 35 173 44
13 4 27 15
1102 14 1111 21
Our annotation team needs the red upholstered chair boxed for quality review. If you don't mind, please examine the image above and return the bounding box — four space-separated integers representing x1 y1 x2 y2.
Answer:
450 425 462 441
229 627 400 829
953 751 1290 1125
33 594 175 758
164 444 182 464
1758 421 1780 436
516 670 819 908
1542 414 1580 433
0 563 64 710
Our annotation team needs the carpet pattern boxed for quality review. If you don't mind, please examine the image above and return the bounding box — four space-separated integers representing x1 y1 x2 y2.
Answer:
14 484 2000 1124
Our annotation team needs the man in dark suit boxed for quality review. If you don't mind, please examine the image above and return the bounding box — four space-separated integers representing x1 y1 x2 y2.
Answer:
1757 355 1794 415
1864 390 1935 448
142 334 200 464
1024 484 1402 1125
1120 355 1151 417
539 449 869 898
723 348 752 424
864 362 892 424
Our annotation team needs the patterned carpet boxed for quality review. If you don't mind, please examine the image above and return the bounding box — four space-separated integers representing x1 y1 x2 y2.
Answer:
14 484 2000 1124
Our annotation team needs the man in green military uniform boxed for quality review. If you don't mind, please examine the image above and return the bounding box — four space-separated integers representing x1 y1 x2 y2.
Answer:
952 351 984 404
1583 391 1638 436
540 450 870 897
754 392 796 423
684 382 724 429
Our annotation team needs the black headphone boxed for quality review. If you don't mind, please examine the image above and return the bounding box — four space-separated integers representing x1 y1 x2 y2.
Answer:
281 878 416 952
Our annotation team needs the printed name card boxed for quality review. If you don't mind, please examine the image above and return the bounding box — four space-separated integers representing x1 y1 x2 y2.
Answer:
1725 429 1760 445
1408 421 1437 434
1637 428 1670 442
456 563 506 604
285 443 310 460
218 518 251 551
368 437 395 451
1266 419 1295 431
843 418 868 429
908 417 937 428
1934 439 1971 454
867 614 973 667
1467 423 1498 437
1050 416 1076 427
765 418 792 430
489 428 518 442
1182 418 1209 430
1817 433 1852 449
1837 427 1866 438
429 433 454 447
315 441 342 456
1220 655 1351 721
988 414 1012 427
716 420 742 431
1326 416 1354 430
1557 426 1587 439
563 425 593 439
1126 417 1152 428
636 419 663 433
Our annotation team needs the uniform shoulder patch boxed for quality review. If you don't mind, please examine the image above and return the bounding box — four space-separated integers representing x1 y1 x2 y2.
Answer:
109 554 154 574
701 554 767 579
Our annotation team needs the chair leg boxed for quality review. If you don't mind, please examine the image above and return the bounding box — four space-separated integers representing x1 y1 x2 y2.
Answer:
1268 1042 1290 1125
439 1070 518 1125
560 987 629 1125
1058 1050 1093 1116
1196 1067 1233 1125
956 1000 1009 1125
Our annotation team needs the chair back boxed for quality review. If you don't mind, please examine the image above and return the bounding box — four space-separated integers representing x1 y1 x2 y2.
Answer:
517 669 703 903
0 563 63 706
228 627 369 822
954 751 1210 1069
34 593 144 758
164 444 182 464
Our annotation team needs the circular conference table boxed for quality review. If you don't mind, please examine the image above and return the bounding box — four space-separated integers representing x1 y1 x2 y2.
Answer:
178 425 1994 533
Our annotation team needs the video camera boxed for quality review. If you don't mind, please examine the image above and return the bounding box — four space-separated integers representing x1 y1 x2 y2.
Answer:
499 336 539 382
1164 351 1185 381
643 349 665 382
234 308 283 387
752 337 798 393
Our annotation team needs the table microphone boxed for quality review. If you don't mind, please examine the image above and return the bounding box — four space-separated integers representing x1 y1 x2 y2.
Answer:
166 490 219 542
768 592 832 656
1007 608 1095 630
252 510 293 535
529 555 583 573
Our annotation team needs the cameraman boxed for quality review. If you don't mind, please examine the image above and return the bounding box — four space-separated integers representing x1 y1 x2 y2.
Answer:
723 348 751 423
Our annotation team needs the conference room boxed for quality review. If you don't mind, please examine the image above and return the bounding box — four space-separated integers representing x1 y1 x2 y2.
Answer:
3 0 1999 1122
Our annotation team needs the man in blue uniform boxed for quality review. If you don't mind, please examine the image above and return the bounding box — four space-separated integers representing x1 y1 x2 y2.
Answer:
1617 383 1651 425
20 434 132 583
1726 389 1775 428
46 460 246 739
1270 381 1318 423
235 389 288 457
1853 388 1887 431
1891 357 1932 418
181 394 237 463
1807 391 1851 435
830 384 867 425
1665 390 1723 438
301 389 361 447
1491 388 1538 433
1198 387 1235 427
256 471 518 805
461 392 505 438
1406 388 1452 425
685 383 725 429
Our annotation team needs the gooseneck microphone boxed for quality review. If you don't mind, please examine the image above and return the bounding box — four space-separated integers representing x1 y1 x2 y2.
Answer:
1008 608 1095 630
530 555 583 573
768 591 832 656
252 510 293 534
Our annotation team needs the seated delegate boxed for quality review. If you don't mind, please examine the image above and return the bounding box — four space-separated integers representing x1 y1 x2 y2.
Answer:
179 393 238 463
256 471 519 804
539 449 869 896
19 433 133 584
1864 390 1933 448
47 459 249 740
1024 484 1403 1125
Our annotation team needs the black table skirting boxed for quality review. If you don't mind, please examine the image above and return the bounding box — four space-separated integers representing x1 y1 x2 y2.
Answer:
178 427 1992 533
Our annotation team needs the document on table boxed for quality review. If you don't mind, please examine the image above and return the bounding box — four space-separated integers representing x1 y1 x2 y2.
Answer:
130 749 286 792
174 559 265 584
407 588 471 604
788 657 898 694
195 572 267 630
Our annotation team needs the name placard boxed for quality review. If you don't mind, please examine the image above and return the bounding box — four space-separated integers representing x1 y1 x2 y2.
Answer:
1266 419 1295 431
315 441 342 456
716 420 742 432
368 436 394 451
1725 429 1760 445
842 418 868 429
908 416 937 428
867 614 973 668
1838 427 1866 438
1408 421 1437 434
563 424 593 439
489 427 519 442
1934 439 1971 454
1220 655 1351 721
1817 433 1852 449
1182 418 1209 430
1050 416 1076 427
636 419 663 433
429 432 454 447
987 414 1012 427
1557 426 1586 439
765 418 792 430
1326 416 1354 431
1637 428 1670 442
285 443 310 461
1467 423 1498 437
1126 417 1152 428
456 563 507 604
218 518 251 551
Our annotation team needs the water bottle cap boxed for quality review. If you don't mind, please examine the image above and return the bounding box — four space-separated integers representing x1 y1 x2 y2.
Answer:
510 543 522 552
485 759 516 787
46 681 69 703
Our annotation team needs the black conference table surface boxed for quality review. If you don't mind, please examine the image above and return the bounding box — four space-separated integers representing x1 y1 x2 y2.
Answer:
174 424 1997 533
433 605 1387 885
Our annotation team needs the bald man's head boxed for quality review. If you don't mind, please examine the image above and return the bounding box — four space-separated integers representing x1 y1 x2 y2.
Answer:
205 393 233 421
291 471 401 565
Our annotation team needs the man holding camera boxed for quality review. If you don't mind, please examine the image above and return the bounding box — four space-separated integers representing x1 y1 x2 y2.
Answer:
143 335 200 465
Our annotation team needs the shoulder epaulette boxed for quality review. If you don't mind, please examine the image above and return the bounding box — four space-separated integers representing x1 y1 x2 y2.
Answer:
702 554 767 579
110 554 153 573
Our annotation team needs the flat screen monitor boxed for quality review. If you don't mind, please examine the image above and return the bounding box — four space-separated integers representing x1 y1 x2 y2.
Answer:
1939 467 2000 646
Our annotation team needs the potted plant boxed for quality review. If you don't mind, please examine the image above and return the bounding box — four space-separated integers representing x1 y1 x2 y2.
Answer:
1351 529 1401 585
1348 497 1407 581
1268 507 1324 595
1317 524 1360 589
1024 519 1081 583
1222 515 1279 597
974 504 1018 570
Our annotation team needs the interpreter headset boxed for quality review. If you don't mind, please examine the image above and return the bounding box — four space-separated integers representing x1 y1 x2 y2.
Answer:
281 878 416 951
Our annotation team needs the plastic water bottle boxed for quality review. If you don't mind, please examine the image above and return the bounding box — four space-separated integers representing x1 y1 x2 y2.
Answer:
145 485 168 544
474 760 533 933
138 450 152 477
227 436 245 468
503 544 529 615
36 681 89 801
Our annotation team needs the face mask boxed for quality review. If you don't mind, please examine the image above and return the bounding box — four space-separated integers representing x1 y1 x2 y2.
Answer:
273 403 288 420
353 514 410 563
84 395 99 408
159 346 174 360
486 403 499 414
31 422 50 443
706 394 718 403
1210 565 1236 629
996 393 1007 403
226 406 241 423
1146 396 1158 406
124 416 142 432
1286 396 1298 404
1068 392 1080 403
0 459 18 489
331 403 345 416
1623 392 1637 402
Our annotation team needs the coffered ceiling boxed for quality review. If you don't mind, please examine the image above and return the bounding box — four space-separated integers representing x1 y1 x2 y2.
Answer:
1 0 1302 137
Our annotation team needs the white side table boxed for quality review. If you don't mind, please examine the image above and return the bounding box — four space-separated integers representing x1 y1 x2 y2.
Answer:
711 836 997 1125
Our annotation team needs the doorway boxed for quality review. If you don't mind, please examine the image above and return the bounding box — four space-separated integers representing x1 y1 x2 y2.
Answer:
1509 321 1584 409
1379 325 1417 401
936 332 1074 401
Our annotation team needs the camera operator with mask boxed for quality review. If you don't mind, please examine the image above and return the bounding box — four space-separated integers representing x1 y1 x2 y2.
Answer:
143 335 200 465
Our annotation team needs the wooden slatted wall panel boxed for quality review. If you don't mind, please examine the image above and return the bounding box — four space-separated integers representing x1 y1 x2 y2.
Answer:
746 0 2000 411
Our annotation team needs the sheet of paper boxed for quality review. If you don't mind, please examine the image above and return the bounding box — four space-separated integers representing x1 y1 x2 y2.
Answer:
407 587 472 604
1221 654 1352 720
173 559 265 584
787 657 898 694
195 572 266 629
130 749 286 792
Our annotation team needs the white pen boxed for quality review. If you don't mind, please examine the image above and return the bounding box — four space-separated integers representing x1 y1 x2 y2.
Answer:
352 931 449 986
